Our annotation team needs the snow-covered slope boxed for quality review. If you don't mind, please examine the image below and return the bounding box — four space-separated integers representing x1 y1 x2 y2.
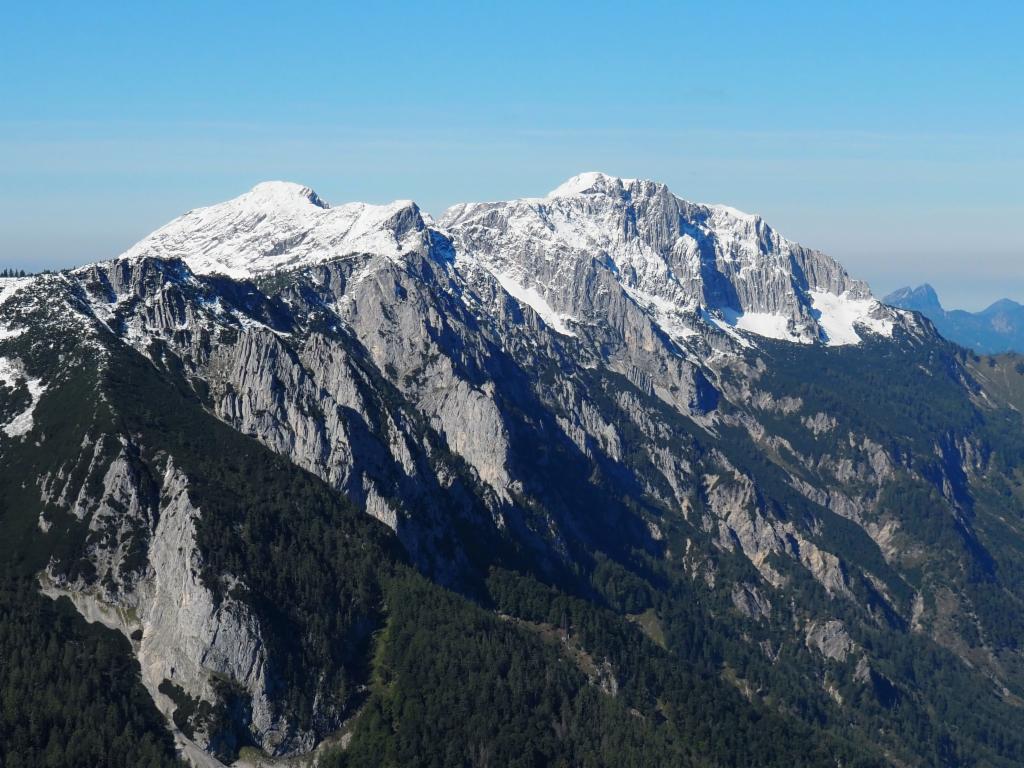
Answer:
120 181 428 279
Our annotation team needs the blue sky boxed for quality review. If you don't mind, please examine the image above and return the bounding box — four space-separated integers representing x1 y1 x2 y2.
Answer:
2 2 1021 309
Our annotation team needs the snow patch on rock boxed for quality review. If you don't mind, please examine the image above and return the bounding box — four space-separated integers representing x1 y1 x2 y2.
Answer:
725 309 799 342
809 290 894 346
0 356 46 438
0 276 34 307
493 271 577 336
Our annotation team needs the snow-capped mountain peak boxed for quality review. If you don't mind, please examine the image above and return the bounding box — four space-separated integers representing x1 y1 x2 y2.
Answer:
547 171 759 225
246 180 331 209
120 182 426 279
442 172 897 348
546 170 636 198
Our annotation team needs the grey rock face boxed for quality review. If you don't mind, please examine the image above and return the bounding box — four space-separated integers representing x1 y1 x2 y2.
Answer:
137 462 284 754
805 619 856 663
731 583 773 620
702 455 849 597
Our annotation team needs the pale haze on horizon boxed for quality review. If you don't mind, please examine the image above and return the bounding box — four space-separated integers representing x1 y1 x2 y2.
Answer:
1 2 1021 311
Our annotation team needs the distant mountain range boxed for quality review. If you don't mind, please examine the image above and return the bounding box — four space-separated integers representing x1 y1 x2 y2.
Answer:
885 283 1024 354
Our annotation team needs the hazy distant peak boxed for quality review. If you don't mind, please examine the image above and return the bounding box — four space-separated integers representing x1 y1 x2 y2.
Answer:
886 282 1023 353
884 284 943 313
982 297 1024 315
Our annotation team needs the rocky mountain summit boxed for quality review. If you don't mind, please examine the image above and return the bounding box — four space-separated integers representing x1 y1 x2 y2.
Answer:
2 174 1024 767
443 172 897 347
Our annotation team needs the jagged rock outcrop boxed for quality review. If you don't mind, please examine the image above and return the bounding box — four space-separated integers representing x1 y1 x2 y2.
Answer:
805 619 856 662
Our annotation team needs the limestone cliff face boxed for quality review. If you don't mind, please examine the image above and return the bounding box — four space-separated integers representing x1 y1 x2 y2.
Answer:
41 452 304 758
135 462 284 755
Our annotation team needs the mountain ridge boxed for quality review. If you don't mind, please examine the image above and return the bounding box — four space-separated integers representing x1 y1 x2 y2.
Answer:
116 172 908 351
